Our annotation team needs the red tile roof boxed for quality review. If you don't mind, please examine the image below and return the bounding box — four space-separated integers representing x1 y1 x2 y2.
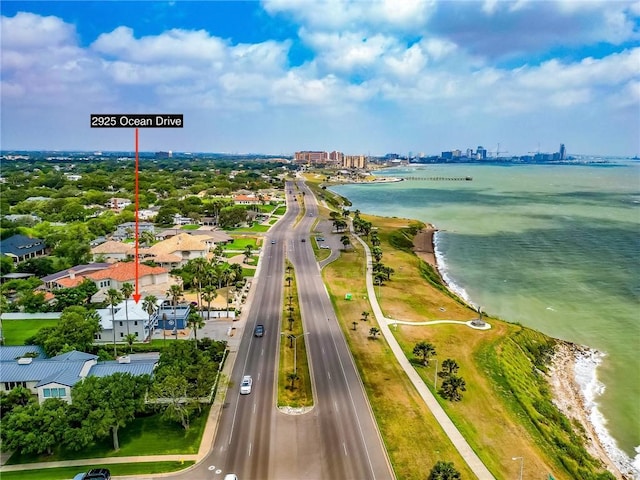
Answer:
87 262 167 282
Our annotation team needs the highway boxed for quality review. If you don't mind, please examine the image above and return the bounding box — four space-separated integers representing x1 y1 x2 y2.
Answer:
187 180 395 480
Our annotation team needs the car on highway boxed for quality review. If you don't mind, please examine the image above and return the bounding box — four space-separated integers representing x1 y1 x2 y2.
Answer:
224 475 238 480
254 324 264 337
301 238 306 242
320 245 331 249
316 236 325 241
271 240 276 244
240 375 252 395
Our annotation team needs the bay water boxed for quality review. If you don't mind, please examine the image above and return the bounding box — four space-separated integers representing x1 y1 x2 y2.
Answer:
330 161 640 473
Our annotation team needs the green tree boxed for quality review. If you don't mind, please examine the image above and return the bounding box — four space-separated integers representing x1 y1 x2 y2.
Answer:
413 341 437 366
125 333 137 353
439 375 467 402
201 286 216 320
369 327 380 338
361 311 370 322
33 306 102 356
166 284 183 330
142 294 158 335
187 310 205 343
15 289 48 313
439 359 460 378
0 256 15 275
287 371 299 390
0 386 35 419
428 461 462 480
70 373 150 451
243 244 253 264
340 235 351 250
150 369 194 430
1 398 68 455
53 278 98 309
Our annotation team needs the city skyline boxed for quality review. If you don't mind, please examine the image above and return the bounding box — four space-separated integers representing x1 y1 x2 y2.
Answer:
1 1 639 156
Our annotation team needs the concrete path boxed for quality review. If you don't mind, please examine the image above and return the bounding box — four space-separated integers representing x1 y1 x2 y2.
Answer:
354 234 496 480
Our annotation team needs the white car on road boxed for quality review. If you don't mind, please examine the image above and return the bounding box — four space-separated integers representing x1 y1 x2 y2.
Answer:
240 375 252 395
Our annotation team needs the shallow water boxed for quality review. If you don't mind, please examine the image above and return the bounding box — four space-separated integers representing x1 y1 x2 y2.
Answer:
331 161 640 466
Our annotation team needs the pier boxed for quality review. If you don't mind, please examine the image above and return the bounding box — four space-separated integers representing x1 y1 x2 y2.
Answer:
403 176 473 181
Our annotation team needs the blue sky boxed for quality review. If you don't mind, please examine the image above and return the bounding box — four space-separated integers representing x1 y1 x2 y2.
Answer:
1 0 639 156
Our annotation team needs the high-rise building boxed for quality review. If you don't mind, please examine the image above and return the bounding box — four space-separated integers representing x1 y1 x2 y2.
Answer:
476 146 487 159
559 144 566 160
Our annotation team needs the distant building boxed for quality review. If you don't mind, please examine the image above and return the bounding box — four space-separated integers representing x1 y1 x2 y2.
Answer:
476 146 487 159
106 197 132 211
294 151 328 165
559 144 566 160
342 155 367 169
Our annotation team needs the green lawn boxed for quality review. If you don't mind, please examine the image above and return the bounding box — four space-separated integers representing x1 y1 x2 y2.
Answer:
7 407 209 464
2 319 59 345
228 223 269 233
0 461 194 480
225 237 258 249
180 224 201 230
273 206 286 215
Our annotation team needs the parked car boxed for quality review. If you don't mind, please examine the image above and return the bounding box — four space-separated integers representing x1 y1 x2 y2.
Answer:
301 238 306 242
73 469 111 480
254 324 264 337
240 375 252 394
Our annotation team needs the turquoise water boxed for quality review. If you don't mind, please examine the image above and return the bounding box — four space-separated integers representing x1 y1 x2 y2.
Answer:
331 161 640 464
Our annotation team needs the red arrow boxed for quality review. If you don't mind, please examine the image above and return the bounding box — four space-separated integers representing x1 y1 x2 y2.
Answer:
133 128 142 303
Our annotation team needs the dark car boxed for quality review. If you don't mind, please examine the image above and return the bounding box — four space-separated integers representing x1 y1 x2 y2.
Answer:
254 324 265 337
301 238 306 242
73 468 111 480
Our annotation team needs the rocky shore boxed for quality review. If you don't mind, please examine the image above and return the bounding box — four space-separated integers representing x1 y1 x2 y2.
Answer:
412 227 631 479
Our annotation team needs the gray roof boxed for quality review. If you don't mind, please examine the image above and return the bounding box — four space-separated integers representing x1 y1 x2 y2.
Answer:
0 348 156 389
0 234 46 257
0 345 46 362
90 361 156 378
41 263 110 283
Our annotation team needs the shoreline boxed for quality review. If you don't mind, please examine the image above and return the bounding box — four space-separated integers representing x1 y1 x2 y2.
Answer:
411 227 636 479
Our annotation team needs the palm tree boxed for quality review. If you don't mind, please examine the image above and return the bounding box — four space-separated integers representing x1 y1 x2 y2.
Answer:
124 333 137 353
352 321 358 331
142 294 158 336
285 276 293 288
166 284 183 331
428 461 461 480
413 341 436 366
120 282 134 337
287 371 299 390
361 311 370 322
243 245 253 264
106 288 123 357
439 358 460 378
187 310 205 344
369 327 380 339
201 286 216 320
440 375 466 402
190 257 208 312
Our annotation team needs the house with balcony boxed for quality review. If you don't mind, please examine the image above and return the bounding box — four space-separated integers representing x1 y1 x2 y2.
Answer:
95 298 162 343
41 263 111 291
0 346 156 404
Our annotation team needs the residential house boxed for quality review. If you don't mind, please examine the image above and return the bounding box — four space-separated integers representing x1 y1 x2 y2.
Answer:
86 262 168 294
172 213 194 225
233 194 270 205
0 234 48 263
112 222 156 241
96 298 161 343
0 346 156 404
90 240 133 262
41 263 111 291
106 197 132 211
140 233 209 268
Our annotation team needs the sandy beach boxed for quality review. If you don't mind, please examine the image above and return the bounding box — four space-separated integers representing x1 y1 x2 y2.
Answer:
412 228 629 479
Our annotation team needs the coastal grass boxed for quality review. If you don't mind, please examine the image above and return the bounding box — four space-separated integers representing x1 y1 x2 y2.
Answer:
1 319 59 345
277 260 313 407
323 240 475 480
354 213 613 480
7 407 209 465
0 461 195 480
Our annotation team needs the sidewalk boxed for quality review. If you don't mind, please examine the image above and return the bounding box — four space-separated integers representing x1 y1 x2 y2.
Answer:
353 232 496 480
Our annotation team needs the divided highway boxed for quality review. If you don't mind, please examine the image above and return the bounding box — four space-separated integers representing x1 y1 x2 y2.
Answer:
188 181 395 480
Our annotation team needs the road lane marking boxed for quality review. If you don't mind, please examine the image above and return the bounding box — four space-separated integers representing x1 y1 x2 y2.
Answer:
343 442 348 456
248 442 252 456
